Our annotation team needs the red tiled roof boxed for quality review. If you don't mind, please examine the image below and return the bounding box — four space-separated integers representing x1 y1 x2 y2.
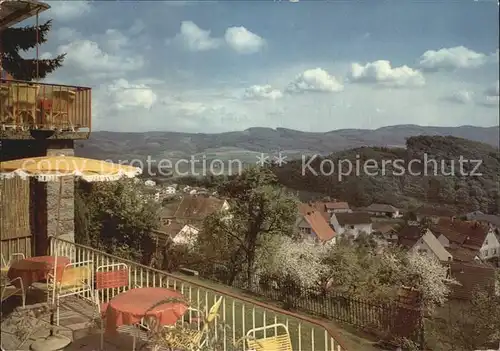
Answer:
302 211 336 242
447 246 479 262
431 218 489 248
396 225 426 248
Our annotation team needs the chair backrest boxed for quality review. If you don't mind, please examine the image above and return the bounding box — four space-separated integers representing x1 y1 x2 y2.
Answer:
56 260 94 299
9 84 39 105
95 263 129 290
246 323 292 351
60 266 92 288
247 335 292 351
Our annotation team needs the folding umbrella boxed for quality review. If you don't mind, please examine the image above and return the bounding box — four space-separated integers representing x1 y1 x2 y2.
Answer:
0 155 142 349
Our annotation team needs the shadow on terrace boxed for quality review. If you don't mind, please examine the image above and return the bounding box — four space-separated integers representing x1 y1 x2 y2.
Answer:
1 238 348 351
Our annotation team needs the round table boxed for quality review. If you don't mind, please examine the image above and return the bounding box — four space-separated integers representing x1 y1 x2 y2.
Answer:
105 287 188 335
7 256 70 289
30 334 71 351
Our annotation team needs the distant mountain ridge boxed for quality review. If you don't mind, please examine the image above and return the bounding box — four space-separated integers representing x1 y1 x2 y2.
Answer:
76 125 499 161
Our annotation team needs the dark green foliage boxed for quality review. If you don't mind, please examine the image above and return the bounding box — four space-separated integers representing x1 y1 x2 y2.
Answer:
75 179 159 263
196 167 298 287
1 20 65 80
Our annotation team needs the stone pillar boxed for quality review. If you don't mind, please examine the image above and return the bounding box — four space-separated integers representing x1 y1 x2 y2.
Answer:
46 141 75 243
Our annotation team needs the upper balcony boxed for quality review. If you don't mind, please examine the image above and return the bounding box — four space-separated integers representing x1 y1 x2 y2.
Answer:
0 79 92 140
1 0 92 140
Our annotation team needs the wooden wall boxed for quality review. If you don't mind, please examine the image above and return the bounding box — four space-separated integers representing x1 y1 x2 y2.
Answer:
0 177 32 259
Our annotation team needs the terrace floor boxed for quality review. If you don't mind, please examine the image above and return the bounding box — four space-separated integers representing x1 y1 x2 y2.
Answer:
1 292 161 351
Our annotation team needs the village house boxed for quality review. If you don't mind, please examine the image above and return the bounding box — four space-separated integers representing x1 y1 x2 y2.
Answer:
171 224 200 247
153 219 201 248
465 212 500 234
324 201 351 214
362 203 402 218
431 218 500 262
397 225 452 262
414 205 455 223
296 204 336 245
372 222 399 242
159 195 230 226
330 212 372 238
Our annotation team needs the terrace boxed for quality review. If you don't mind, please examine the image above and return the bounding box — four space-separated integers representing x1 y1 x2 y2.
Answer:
0 80 92 139
1 238 348 351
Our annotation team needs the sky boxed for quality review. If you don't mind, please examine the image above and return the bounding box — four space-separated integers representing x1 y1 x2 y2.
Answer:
25 0 500 132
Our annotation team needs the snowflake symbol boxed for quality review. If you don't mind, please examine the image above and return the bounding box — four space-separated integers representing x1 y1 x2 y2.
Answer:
273 152 288 166
256 153 270 166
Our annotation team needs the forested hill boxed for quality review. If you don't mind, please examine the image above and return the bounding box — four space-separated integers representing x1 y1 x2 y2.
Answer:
272 136 500 214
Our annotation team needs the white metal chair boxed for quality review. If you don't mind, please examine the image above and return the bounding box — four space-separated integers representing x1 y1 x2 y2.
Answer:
0 252 25 276
48 259 94 325
245 323 293 351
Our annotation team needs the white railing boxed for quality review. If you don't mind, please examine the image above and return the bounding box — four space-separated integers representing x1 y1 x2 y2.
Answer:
50 238 348 351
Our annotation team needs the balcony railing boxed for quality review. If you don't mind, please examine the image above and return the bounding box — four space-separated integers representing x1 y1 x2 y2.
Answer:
0 79 91 132
50 238 348 351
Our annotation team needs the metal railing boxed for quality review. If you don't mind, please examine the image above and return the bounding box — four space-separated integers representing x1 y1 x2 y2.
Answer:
0 79 91 132
50 238 348 351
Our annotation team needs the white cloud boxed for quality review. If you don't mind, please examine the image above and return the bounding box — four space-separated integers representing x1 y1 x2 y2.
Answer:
447 90 474 104
170 22 265 54
286 68 344 93
45 1 91 21
418 46 487 71
53 27 79 42
57 40 143 73
244 85 283 100
173 21 222 52
224 27 265 54
106 79 157 110
349 60 425 88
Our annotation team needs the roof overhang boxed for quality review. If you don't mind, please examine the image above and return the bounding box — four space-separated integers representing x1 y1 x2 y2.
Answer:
0 0 50 30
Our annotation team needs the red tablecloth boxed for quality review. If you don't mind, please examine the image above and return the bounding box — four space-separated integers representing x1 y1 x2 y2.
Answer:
7 256 70 289
105 287 188 335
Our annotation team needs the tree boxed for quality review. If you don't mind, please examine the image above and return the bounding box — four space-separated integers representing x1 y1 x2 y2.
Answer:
1 20 65 80
197 167 298 289
75 179 160 263
255 235 329 307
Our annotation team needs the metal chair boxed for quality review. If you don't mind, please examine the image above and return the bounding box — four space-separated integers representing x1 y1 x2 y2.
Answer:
152 296 223 351
48 260 94 325
245 323 293 351
0 252 25 276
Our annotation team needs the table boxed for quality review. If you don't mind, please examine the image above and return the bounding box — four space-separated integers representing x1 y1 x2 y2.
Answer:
7 256 70 289
105 287 188 335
